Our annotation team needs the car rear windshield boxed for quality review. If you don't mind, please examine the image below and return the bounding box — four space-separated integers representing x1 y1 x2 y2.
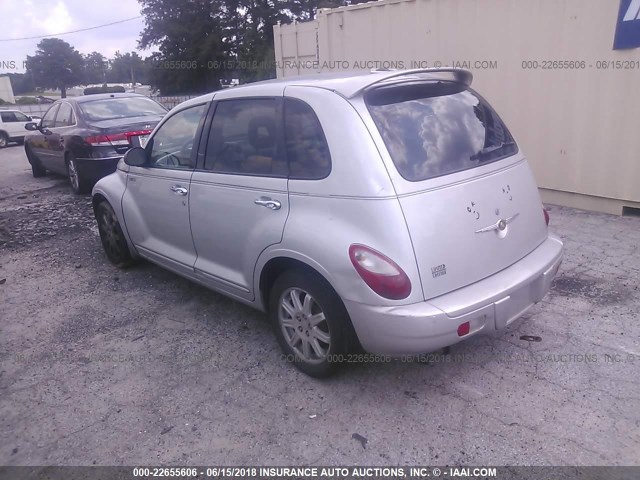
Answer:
79 97 167 122
365 82 517 182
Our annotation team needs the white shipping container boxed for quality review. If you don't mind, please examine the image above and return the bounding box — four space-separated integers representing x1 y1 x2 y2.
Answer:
274 0 640 214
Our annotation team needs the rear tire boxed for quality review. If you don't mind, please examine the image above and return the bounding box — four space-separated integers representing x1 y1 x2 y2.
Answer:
269 270 354 377
25 145 46 177
67 155 90 194
95 201 135 268
0 132 8 148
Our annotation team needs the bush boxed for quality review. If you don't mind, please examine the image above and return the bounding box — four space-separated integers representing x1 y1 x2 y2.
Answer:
0 98 11 105
15 97 39 105
84 85 126 95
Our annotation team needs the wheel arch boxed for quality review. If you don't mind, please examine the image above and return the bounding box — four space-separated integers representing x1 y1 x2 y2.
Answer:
257 253 336 313
91 192 108 215
92 180 139 258
257 252 363 352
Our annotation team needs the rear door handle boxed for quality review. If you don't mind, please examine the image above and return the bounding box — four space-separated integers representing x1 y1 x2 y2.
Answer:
254 197 281 210
170 185 188 196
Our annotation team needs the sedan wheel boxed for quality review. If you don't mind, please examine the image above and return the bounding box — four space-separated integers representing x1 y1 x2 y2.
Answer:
279 288 331 364
67 156 90 194
96 202 134 268
25 145 46 177
269 270 355 377
0 132 7 148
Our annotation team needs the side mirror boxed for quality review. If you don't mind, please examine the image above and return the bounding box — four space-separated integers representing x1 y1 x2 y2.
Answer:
25 122 39 131
124 147 149 167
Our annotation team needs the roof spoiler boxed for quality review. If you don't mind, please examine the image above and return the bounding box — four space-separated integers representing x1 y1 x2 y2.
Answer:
346 68 473 98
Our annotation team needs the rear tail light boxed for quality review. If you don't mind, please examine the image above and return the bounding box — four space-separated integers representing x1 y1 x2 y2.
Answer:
85 129 152 147
349 244 411 300
543 208 550 226
457 322 470 337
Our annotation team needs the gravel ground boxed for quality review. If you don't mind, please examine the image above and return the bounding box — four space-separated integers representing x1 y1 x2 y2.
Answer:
0 144 639 466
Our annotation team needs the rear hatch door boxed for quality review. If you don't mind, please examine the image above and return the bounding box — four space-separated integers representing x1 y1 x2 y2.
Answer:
365 82 548 300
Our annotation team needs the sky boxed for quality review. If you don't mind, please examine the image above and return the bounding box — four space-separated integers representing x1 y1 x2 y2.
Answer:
0 0 155 73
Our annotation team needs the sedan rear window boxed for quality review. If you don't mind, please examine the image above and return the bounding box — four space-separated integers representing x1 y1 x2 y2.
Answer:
366 83 517 182
79 97 167 122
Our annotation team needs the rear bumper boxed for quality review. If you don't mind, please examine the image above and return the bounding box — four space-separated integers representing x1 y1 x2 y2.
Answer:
344 234 563 355
74 156 121 183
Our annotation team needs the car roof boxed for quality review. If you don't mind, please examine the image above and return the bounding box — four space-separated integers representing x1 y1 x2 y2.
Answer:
178 68 473 109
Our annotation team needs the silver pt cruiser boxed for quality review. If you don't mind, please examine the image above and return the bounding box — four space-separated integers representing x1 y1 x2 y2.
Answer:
92 69 563 377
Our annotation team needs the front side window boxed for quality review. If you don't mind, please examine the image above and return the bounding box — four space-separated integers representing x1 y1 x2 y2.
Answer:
366 83 517 182
204 98 287 176
148 104 206 169
13 111 30 122
284 98 331 179
41 104 60 129
54 103 74 127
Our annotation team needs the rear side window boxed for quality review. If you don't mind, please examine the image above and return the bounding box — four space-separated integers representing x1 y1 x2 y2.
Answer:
54 103 74 127
284 98 331 179
1 112 18 122
204 99 286 176
366 83 517 182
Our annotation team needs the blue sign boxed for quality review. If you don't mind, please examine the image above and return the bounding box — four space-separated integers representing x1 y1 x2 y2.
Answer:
614 0 640 49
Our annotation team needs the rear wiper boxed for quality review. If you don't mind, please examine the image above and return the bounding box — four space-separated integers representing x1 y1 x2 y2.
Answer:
470 141 515 161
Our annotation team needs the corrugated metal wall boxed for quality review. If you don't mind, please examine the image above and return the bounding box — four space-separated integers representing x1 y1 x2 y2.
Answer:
273 0 640 214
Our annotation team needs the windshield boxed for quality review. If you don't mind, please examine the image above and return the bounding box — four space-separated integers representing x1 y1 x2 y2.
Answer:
366 83 517 181
79 97 167 122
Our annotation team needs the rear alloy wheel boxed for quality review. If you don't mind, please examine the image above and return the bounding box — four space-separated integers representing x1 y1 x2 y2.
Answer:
0 132 8 148
67 156 90 194
270 270 354 377
96 202 134 268
25 145 46 177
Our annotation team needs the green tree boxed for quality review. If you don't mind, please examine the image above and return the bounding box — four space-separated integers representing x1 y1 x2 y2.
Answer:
25 38 84 98
107 51 150 85
139 0 229 95
227 0 289 83
284 0 345 21
83 52 108 85
137 0 369 94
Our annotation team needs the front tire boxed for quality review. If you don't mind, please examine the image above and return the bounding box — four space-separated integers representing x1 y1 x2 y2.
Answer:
269 270 354 377
0 132 8 148
95 201 135 268
25 145 46 177
67 155 91 194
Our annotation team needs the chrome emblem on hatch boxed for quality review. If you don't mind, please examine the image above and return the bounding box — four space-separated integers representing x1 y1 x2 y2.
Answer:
475 213 519 234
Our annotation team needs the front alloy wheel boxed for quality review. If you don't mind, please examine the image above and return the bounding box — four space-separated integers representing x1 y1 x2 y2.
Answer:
96 202 134 268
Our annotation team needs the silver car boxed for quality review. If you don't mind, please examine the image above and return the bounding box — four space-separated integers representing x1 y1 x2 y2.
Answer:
92 69 563 377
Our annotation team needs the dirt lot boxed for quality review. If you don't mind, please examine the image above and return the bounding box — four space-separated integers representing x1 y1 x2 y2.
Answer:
1 144 639 466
